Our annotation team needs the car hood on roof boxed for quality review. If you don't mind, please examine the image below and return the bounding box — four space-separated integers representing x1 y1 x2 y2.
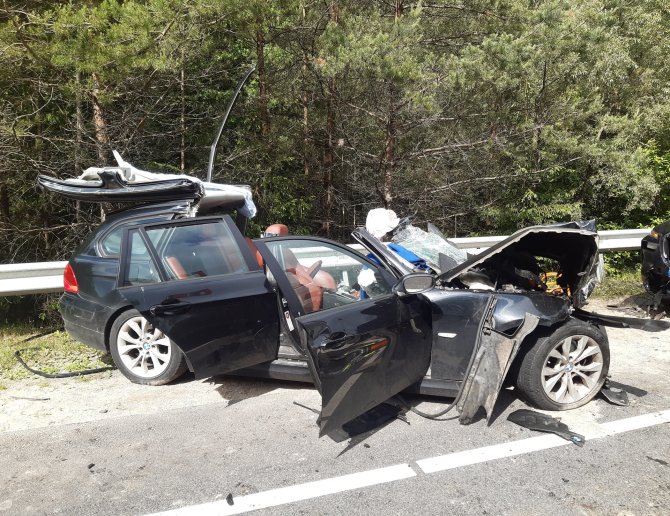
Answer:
37 150 257 217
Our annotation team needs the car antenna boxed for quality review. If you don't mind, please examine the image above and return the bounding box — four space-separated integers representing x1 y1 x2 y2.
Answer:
206 65 256 183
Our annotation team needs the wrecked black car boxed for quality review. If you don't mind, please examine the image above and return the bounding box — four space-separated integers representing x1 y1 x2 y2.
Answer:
641 220 670 303
40 160 615 436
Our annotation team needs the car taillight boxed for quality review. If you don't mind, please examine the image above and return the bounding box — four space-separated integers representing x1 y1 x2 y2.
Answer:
63 263 79 293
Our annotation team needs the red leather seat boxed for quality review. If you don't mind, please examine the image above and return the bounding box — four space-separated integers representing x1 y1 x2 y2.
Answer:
263 224 336 313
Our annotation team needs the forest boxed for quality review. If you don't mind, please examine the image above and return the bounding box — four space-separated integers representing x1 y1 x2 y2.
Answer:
1 0 669 264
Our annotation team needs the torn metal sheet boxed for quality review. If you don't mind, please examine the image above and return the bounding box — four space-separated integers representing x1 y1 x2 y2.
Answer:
574 308 670 332
37 171 204 203
601 379 629 406
507 409 585 446
38 150 258 217
457 309 540 425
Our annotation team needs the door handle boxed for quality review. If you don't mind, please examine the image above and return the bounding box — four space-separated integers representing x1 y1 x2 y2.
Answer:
322 333 353 349
150 301 191 316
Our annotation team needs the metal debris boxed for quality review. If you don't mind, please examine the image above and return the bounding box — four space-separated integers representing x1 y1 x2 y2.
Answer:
601 379 630 406
507 409 585 447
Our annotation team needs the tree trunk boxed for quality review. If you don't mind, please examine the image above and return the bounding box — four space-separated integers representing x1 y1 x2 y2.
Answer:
0 182 9 222
180 67 186 172
256 23 270 136
302 3 309 177
380 1 404 208
382 81 397 208
91 73 109 165
75 70 84 222
322 78 335 236
321 0 338 236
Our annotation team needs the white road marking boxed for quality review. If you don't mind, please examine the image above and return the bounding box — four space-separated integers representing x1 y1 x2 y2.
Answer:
150 464 416 516
437 332 457 338
417 408 670 474
145 409 670 516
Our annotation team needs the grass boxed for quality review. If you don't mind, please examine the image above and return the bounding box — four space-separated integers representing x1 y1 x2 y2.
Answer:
592 269 647 300
0 325 111 382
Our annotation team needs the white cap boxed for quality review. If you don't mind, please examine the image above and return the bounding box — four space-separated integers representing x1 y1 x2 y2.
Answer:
365 208 400 238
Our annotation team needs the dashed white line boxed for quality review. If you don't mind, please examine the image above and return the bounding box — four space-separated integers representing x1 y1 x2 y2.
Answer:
145 408 670 516
150 464 416 516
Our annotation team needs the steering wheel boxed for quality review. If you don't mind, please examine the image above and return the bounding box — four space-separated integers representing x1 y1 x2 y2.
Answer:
307 260 322 278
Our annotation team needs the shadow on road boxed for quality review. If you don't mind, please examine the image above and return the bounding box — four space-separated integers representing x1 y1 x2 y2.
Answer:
205 374 312 406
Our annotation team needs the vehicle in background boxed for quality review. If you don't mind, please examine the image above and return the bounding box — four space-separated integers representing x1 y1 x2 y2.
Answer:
641 220 670 305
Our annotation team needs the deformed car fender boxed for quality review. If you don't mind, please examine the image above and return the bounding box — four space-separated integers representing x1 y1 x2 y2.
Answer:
457 298 540 424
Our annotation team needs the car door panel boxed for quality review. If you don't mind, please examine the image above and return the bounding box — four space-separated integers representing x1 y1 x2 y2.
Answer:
296 294 432 435
255 237 433 436
120 274 279 379
118 217 280 379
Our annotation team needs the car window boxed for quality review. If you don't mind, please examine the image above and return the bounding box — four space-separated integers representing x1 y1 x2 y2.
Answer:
99 214 173 258
146 221 249 280
264 239 392 313
101 227 123 256
126 230 160 285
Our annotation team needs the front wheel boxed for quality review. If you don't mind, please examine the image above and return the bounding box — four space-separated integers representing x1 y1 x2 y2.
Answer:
516 320 609 411
109 309 187 386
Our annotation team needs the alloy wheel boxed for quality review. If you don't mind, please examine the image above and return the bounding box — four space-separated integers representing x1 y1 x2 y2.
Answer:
541 335 604 405
115 316 172 379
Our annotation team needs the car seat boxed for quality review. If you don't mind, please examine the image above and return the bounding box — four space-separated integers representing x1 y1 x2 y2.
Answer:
262 224 336 313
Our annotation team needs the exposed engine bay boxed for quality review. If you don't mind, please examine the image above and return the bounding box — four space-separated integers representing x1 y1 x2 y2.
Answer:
438 223 602 308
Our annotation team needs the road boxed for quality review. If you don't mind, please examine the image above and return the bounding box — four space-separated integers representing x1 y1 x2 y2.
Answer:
1 320 669 515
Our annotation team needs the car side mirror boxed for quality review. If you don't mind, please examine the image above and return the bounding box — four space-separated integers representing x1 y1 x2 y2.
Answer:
394 273 436 297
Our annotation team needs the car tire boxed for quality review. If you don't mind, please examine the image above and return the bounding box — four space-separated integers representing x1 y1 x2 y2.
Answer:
109 309 187 386
516 319 609 411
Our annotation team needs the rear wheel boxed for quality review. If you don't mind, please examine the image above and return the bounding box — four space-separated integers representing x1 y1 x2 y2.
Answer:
516 320 609 410
109 309 187 385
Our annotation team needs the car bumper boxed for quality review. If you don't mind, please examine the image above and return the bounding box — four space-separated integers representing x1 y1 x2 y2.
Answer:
59 293 108 351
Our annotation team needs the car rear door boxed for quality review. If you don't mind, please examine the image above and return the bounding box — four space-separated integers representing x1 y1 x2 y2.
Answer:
117 216 279 379
255 237 433 436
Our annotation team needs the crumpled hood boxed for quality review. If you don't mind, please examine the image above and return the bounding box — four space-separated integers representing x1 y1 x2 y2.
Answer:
438 222 601 308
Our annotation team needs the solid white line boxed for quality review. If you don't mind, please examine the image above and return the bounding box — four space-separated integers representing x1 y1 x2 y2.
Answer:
149 464 416 516
417 408 670 474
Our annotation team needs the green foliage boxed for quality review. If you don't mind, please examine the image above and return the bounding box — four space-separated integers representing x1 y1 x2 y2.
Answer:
1 0 670 321
0 327 109 381
592 268 645 300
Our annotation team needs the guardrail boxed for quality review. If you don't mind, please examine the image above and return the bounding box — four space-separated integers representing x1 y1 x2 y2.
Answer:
0 228 651 296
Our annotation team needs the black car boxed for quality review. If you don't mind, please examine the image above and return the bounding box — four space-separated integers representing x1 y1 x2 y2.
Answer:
641 220 670 303
41 173 613 435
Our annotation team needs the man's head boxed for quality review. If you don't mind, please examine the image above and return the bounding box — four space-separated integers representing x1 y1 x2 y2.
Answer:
263 224 289 238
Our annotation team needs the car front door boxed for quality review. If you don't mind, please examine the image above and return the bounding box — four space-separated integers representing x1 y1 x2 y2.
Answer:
255 237 433 436
117 216 280 379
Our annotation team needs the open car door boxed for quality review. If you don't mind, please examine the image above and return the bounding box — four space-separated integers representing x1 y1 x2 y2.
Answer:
117 216 279 379
255 237 433 436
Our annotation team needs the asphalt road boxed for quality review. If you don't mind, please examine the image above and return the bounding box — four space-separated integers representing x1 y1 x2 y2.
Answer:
1 322 669 515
